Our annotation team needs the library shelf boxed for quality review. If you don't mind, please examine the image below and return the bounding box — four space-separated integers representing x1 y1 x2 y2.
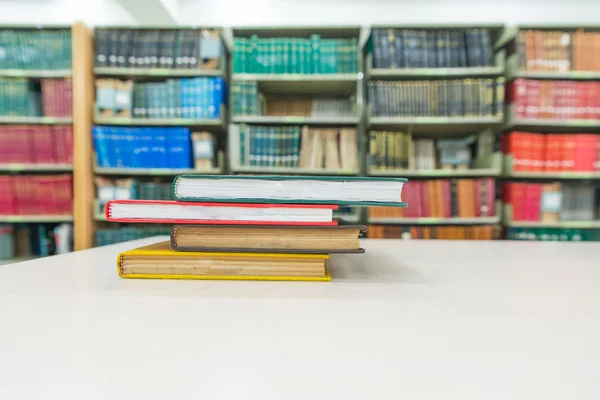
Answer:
231 115 360 125
92 117 224 127
232 73 360 95
504 105 600 131
0 215 74 223
0 69 72 78
368 116 502 133
369 66 504 79
504 171 600 179
0 164 73 172
503 205 600 228
368 168 502 178
505 49 600 81
0 116 73 125
93 166 223 176
230 165 360 176
233 73 359 82
93 67 224 77
368 216 501 225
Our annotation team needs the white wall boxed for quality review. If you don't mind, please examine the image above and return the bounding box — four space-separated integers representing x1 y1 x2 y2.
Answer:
1 0 600 27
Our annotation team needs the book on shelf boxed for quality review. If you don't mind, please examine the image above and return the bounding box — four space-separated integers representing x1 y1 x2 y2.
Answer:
369 178 495 219
507 227 600 241
173 175 406 206
117 241 331 281
508 79 600 120
235 124 357 170
372 28 494 69
171 224 366 254
0 125 72 164
231 80 356 117
233 35 358 74
0 78 72 117
96 226 172 246
191 132 216 170
96 77 226 120
0 29 72 70
95 28 223 70
105 200 340 225
516 29 600 72
368 78 504 118
0 223 73 259
504 182 598 222
0 175 72 215
504 132 600 173
369 131 493 171
93 126 215 169
368 224 498 240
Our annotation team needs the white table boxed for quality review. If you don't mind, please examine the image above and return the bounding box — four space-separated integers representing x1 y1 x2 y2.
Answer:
1 237 599 399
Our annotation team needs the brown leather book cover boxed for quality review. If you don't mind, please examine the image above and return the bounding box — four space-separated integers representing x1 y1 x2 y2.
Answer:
171 224 367 254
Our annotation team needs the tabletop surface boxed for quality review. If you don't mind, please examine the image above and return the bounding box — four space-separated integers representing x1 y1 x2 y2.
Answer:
0 237 599 399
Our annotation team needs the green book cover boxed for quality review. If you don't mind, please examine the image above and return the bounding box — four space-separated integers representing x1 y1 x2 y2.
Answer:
173 175 408 206
298 38 306 74
310 34 320 74
249 35 258 74
239 124 246 165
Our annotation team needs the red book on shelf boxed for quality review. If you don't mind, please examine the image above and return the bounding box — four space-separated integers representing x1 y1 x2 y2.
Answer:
562 134 577 172
507 183 525 221
486 178 495 217
574 134 598 172
32 126 56 164
105 200 340 225
594 82 600 120
508 79 528 118
575 82 588 120
528 80 541 119
530 184 542 222
420 181 430 218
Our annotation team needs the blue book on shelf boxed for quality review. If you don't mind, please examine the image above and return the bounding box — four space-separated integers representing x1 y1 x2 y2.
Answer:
207 77 215 119
180 79 190 119
213 77 224 119
195 77 204 119
188 78 198 119
154 127 168 168
92 126 109 167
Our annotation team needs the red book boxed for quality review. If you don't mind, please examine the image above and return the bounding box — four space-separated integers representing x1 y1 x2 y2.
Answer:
565 82 577 119
574 134 598 172
420 181 429 218
508 183 525 221
486 178 496 217
528 80 541 118
105 200 341 225
562 134 577 171
404 181 420 218
576 82 588 120
32 126 55 164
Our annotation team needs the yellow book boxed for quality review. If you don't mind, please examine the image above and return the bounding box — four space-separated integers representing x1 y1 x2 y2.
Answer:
117 241 331 282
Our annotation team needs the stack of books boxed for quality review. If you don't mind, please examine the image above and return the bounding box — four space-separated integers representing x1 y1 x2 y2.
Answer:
106 175 406 281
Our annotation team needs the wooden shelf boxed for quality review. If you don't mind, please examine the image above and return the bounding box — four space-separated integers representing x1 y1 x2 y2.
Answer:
368 216 501 225
93 166 222 176
0 164 73 172
0 215 73 223
369 66 503 79
231 115 360 125
94 67 223 77
0 69 72 78
0 116 73 124
93 117 224 127
230 165 359 176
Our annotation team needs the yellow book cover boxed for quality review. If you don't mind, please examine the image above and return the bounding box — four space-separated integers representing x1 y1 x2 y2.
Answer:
117 241 331 282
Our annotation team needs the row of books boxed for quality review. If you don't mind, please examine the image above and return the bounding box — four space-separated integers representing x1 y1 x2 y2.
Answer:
96 77 226 119
0 125 73 164
509 79 600 120
96 178 173 204
233 36 358 74
95 28 223 70
0 175 73 215
231 81 356 117
372 28 494 69
0 78 72 117
505 182 598 222
237 125 357 170
507 227 600 242
93 126 217 169
95 226 172 247
0 29 72 70
0 224 72 259
367 225 499 240
369 132 487 170
516 30 600 72
371 179 496 219
368 78 505 117
504 132 600 172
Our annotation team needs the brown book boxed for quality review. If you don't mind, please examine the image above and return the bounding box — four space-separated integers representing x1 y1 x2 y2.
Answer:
526 30 535 71
171 225 367 253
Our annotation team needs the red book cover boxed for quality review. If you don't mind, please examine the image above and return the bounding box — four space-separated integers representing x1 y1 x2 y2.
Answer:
64 78 73 117
529 80 541 119
565 82 577 119
530 184 542 222
443 179 451 218
474 179 482 217
105 200 341 225
562 134 577 171
594 82 600 120
402 182 416 218
575 82 587 120
523 183 533 221
509 183 525 221
533 133 545 171
574 134 597 171
545 135 556 172
32 127 55 164
426 181 436 217
486 178 496 217
585 82 595 119
420 181 429 218
65 126 74 163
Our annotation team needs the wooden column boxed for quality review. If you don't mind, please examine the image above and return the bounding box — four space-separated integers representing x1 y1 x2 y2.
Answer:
72 22 94 250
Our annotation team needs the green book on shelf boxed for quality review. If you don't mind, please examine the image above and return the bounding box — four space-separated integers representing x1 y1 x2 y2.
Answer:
172 175 408 207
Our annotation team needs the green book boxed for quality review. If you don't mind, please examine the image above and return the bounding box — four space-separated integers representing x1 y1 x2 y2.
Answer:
311 35 320 74
239 124 246 165
172 175 408 206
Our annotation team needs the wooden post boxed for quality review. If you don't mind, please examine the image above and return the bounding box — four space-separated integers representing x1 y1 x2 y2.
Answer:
72 22 94 250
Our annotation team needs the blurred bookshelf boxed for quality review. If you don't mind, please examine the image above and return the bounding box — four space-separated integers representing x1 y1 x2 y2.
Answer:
88 26 228 247
0 24 78 262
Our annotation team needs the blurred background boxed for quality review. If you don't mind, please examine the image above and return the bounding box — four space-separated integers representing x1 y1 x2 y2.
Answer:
1 0 600 264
